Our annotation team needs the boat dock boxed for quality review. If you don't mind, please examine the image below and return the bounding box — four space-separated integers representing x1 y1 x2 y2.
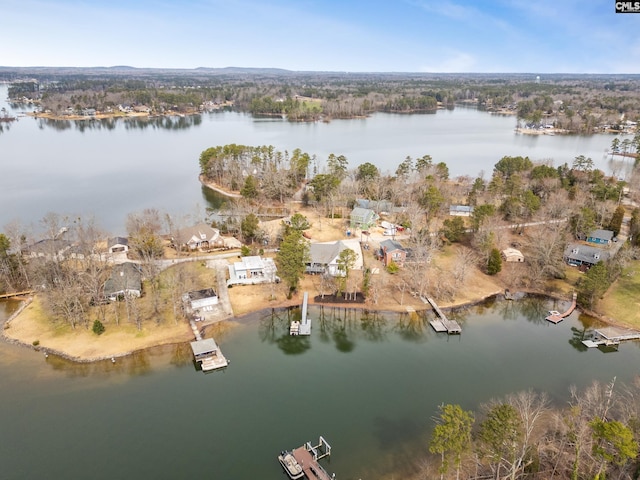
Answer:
0 290 34 300
425 297 461 334
290 291 311 335
282 436 335 480
582 326 640 348
189 319 228 372
545 292 577 324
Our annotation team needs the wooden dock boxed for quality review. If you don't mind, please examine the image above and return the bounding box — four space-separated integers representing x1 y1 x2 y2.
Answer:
545 292 577 324
287 437 334 480
291 292 311 335
425 297 461 334
0 290 34 300
189 320 228 372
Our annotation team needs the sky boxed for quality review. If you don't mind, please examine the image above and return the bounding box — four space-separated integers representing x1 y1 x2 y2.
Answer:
3 0 640 73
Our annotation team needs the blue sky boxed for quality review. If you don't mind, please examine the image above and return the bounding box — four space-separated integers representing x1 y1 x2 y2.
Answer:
3 0 639 73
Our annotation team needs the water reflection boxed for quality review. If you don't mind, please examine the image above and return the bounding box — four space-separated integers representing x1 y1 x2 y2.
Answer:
34 113 205 132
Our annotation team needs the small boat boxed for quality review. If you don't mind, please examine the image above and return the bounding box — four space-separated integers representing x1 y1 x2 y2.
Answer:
278 450 305 479
548 310 561 316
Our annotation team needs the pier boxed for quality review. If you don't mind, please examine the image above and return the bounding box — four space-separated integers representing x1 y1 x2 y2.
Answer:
0 290 34 300
425 297 461 334
284 436 335 480
545 292 577 324
290 292 311 335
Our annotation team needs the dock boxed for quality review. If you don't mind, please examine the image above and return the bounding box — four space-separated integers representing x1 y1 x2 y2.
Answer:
283 436 335 480
545 292 577 324
0 290 34 300
189 320 228 372
290 292 311 335
582 326 640 348
425 297 461 334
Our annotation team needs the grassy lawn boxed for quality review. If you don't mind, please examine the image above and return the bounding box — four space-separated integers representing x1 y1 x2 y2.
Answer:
598 260 640 329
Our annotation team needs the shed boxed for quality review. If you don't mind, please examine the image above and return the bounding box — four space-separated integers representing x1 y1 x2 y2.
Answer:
502 248 524 263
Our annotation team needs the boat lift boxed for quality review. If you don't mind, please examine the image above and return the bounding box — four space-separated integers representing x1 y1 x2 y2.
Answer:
305 436 331 461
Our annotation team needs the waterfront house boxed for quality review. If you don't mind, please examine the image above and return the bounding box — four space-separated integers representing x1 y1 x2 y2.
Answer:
449 205 474 217
501 248 524 263
306 240 362 276
349 207 379 230
563 244 610 268
379 239 408 267
227 256 278 286
103 262 142 300
183 288 219 317
173 223 223 251
25 238 71 261
586 229 614 246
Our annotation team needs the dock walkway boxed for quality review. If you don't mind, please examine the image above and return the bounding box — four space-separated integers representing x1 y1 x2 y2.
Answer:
0 290 34 300
545 292 577 324
583 326 640 348
291 292 311 335
424 297 461 334
286 436 334 480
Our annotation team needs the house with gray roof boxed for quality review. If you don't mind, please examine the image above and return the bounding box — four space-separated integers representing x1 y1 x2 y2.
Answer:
587 229 614 246
306 240 362 276
563 244 610 268
108 237 129 254
379 239 408 267
173 223 223 250
103 262 142 300
349 207 379 229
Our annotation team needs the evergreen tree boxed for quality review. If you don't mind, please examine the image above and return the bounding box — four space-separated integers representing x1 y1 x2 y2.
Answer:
487 248 502 275
276 229 309 298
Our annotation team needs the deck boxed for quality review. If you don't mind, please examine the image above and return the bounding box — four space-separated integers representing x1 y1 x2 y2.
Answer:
582 326 640 348
189 320 228 372
291 447 333 480
0 290 34 300
291 292 311 335
545 292 577 324
425 297 461 334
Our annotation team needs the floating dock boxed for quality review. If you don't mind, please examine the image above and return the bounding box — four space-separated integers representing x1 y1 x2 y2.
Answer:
545 292 577 323
280 436 334 480
425 297 461 334
290 292 311 335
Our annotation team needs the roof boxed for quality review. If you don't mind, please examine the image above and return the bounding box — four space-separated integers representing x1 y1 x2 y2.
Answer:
380 239 405 252
355 199 393 212
350 207 377 220
174 223 220 245
449 205 474 213
234 255 265 271
564 244 610 264
104 262 142 295
27 238 71 254
588 229 614 241
309 240 351 265
502 247 524 258
108 236 128 247
190 338 219 356
187 288 217 301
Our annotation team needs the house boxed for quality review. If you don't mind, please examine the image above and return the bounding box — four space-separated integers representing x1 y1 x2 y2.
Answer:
502 248 524 263
103 262 142 300
183 288 218 317
355 199 394 213
108 237 129 254
306 240 363 276
25 238 71 261
449 205 474 217
350 207 379 230
174 223 223 250
227 256 278 286
563 244 610 268
379 239 407 267
587 229 614 246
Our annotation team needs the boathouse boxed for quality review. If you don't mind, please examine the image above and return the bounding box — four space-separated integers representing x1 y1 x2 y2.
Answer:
190 338 228 372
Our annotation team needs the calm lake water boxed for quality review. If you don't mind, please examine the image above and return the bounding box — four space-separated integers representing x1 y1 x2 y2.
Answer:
0 85 632 234
1 298 639 480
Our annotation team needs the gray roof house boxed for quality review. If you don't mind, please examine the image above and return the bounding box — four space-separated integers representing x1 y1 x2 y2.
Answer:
563 244 610 268
449 205 474 216
25 238 71 261
586 229 614 245
103 262 142 300
349 207 379 229
174 223 223 250
306 240 362 276
108 237 129 253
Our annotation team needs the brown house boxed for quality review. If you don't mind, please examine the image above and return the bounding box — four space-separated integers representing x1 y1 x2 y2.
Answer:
379 239 407 267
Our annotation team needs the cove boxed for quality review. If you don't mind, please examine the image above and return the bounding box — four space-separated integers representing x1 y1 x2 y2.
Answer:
0 297 637 480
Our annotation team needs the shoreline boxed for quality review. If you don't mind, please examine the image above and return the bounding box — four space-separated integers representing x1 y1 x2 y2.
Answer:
199 175 243 198
1 287 587 364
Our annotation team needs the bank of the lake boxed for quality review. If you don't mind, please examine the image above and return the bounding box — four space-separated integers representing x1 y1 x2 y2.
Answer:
1 296 638 480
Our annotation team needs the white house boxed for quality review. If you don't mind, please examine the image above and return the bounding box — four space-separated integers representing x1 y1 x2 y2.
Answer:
306 240 363 276
183 288 219 318
227 256 278 286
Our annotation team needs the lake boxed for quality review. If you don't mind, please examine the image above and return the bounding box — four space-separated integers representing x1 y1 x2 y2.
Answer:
1 298 638 480
0 85 632 234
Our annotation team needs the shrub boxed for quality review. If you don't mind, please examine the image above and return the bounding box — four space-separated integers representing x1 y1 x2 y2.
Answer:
32 340 40 346
92 319 105 335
